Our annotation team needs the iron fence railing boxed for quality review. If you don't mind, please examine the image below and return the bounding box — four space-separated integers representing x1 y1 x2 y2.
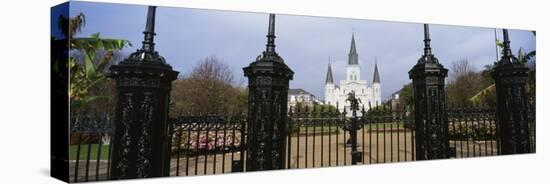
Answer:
286 104 415 169
69 112 113 182
69 103 535 181
168 114 247 176
447 107 498 157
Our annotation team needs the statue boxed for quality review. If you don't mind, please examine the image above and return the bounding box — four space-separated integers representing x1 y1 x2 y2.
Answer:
345 91 362 148
346 91 361 113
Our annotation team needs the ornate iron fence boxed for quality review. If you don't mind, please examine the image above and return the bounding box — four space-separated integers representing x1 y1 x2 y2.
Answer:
68 112 247 182
69 112 113 182
448 107 498 157
286 104 415 169
285 102 536 170
69 102 535 181
447 102 535 158
168 113 247 176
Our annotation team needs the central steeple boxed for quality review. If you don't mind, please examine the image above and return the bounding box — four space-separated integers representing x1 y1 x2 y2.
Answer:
348 33 359 65
325 57 334 84
373 58 380 83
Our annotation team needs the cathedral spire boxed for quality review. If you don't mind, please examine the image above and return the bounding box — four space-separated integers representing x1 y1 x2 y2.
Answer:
373 57 380 83
326 57 334 84
350 33 357 54
348 33 359 65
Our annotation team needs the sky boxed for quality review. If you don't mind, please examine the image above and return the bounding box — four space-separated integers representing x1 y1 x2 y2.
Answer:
58 1 536 101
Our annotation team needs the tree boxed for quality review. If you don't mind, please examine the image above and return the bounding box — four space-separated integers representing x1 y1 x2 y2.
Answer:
57 13 132 110
312 104 337 113
468 64 497 106
445 59 488 106
170 56 247 116
398 83 413 107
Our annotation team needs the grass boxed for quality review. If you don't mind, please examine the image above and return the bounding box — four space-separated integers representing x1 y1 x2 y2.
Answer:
290 123 406 136
298 126 340 132
363 123 404 130
70 144 111 160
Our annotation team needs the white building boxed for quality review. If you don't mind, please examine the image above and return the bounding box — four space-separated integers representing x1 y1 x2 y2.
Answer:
324 34 381 112
386 90 401 110
288 88 318 109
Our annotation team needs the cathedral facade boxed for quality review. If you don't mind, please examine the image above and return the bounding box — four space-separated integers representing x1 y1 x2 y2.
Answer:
324 34 381 112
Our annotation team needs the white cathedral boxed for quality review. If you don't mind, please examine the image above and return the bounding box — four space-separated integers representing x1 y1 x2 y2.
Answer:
324 34 381 112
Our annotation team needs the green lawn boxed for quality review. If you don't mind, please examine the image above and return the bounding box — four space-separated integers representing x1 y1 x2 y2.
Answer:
70 144 111 160
363 123 404 130
291 123 406 136
298 126 340 132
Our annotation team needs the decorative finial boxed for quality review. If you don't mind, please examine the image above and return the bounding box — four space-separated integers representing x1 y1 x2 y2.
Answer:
266 14 276 53
502 29 513 60
495 29 520 65
124 6 166 64
423 24 432 56
142 6 157 52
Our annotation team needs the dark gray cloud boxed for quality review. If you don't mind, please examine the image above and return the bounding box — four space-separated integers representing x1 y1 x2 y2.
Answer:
71 1 535 101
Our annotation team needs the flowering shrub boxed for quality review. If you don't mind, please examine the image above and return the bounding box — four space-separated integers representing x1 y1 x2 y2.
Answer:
171 130 242 151
448 121 496 140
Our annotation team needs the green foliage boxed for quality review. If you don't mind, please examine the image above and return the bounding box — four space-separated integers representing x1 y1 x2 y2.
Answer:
496 39 504 49
448 122 496 140
468 84 496 106
70 144 111 160
364 107 392 116
60 13 131 110
398 83 413 106
312 104 337 113
170 56 247 116
446 59 495 106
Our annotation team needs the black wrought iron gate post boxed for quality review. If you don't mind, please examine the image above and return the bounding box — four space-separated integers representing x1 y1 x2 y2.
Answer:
491 29 532 154
409 24 450 160
108 6 179 179
243 14 294 171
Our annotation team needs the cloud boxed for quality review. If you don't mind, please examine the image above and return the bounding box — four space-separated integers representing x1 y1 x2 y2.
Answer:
72 1 535 102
